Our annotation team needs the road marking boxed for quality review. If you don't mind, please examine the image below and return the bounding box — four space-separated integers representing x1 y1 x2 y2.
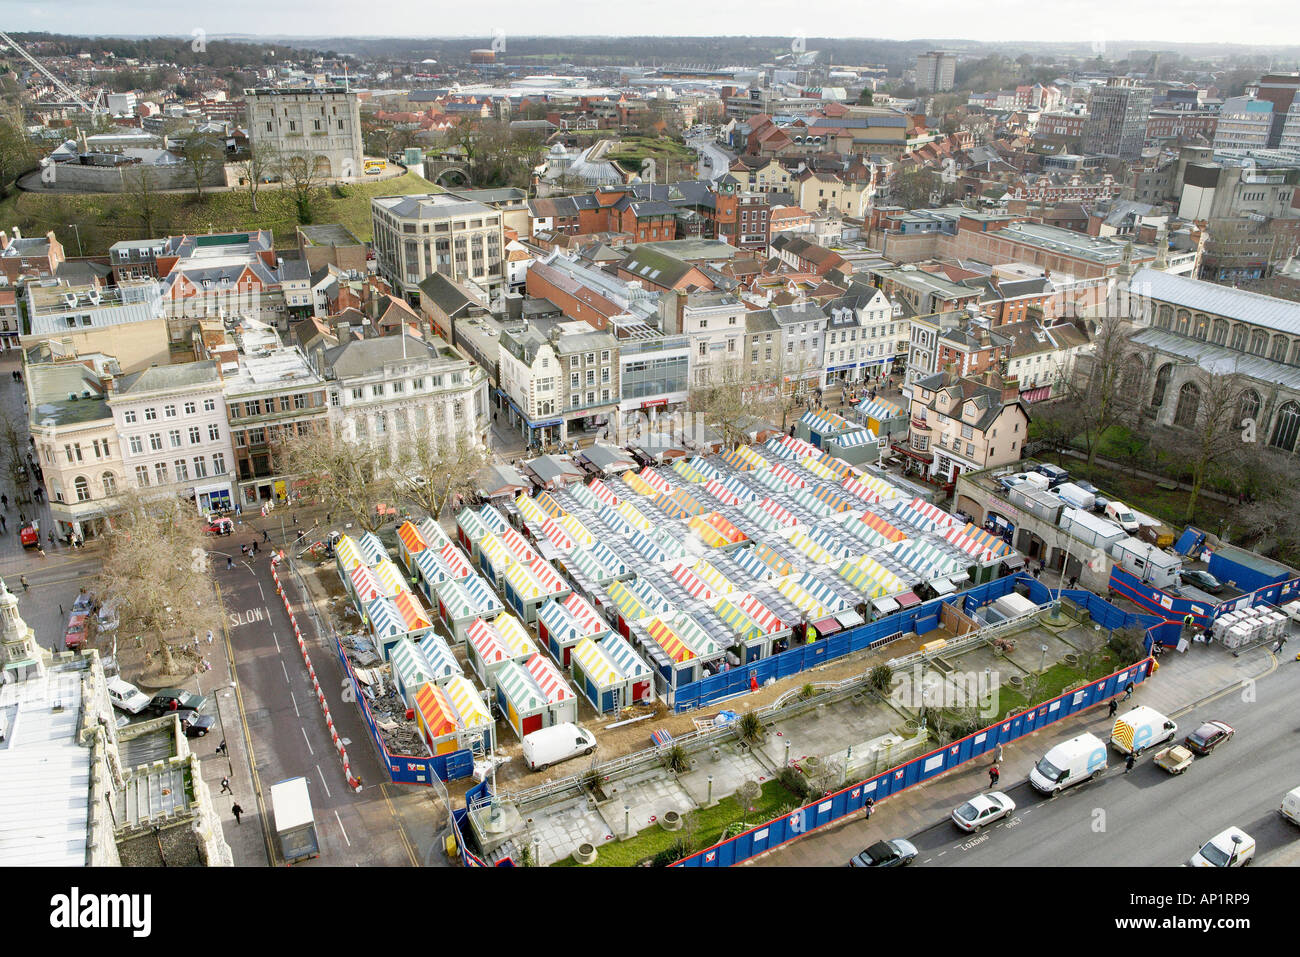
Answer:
281 660 290 684
334 809 351 846
379 782 420 868
317 763 332 798
257 581 264 600
272 630 280 653
290 692 299 717
302 727 314 755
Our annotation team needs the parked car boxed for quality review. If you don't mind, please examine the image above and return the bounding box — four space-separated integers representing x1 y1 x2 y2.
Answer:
206 517 233 536
106 677 151 714
849 838 918 867
1180 569 1224 595
1280 786 1300 826
951 792 1016 832
1105 501 1141 533
147 689 208 715
1188 827 1254 867
176 709 216 737
1183 720 1234 755
64 613 90 650
73 591 95 614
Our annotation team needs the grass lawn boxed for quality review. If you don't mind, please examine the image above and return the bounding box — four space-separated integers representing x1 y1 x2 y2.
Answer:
550 778 798 868
1 170 435 256
993 656 1123 718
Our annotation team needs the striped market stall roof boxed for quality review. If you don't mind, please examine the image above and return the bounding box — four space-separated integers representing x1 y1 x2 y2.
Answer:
857 397 905 422
703 477 741 506
597 503 633 536
860 510 909 543
652 527 688 560
478 534 513 575
812 453 853 481
588 478 619 506
946 522 1014 560
645 616 698 663
564 592 608 633
537 593 607 642
522 555 567 594
504 562 548 601
525 653 575 704
787 528 836 565
713 597 766 643
499 526 539 565
672 457 710 483
393 588 433 631
534 492 565 519
734 541 794 580
800 455 841 481
767 463 807 489
828 429 877 449
478 504 511 534
437 575 503 620
735 592 784 633
571 637 621 687
766 434 821 460
892 496 960 533
356 532 387 566
628 528 668 563
775 576 832 618
540 516 574 551
350 564 382 604
559 513 596 548
615 499 655 532
495 661 545 713
692 559 738 595
837 555 906 598
335 535 364 571
705 474 757 506
688 511 748 549
742 496 798 531
607 577 673 621
790 486 836 519
466 613 538 665
373 559 408 597
623 469 659 497
567 481 599 510
805 524 855 561
568 546 616 584
515 493 548 525
667 560 716 600
636 466 672 495
365 597 405 639
889 539 967 578
414 682 459 739
721 444 768 471
417 518 451 551
390 638 435 689
457 509 491 544
417 633 463 682
588 541 628 578
839 515 893 551
750 466 791 494
600 632 652 680
659 486 708 519
444 675 492 731
799 408 857 435
808 482 854 513
842 472 900 504
397 521 427 556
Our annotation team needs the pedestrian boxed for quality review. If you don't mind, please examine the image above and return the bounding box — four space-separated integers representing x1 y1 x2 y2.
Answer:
251 540 258 555
1124 752 1136 774
749 673 759 693
220 776 232 794
1122 681 1134 702
226 556 235 570
215 738 228 756
0 515 7 532
1068 575 1078 589
326 512 331 525
262 528 270 543
207 629 214 645
1 494 7 508
293 513 298 526
231 802 243 825
864 797 875 819
36 546 46 559
1276 636 1288 654
993 743 1004 765
59 603 64 616
1108 698 1118 718
19 575 28 592
988 765 1000 788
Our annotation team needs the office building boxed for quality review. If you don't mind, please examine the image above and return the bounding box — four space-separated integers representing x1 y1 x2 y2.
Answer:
1084 78 1153 159
916 52 958 93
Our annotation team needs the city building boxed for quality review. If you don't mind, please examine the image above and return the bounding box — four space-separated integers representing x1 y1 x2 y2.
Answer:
497 322 620 447
371 193 506 303
658 289 748 386
0 289 19 350
23 280 168 375
1084 78 1153 159
1212 96 1275 153
244 86 363 180
822 285 901 383
902 369 1029 484
915 52 958 93
0 228 65 284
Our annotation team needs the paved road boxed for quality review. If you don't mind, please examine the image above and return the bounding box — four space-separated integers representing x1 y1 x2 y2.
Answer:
214 538 444 866
687 134 733 182
757 652 1300 867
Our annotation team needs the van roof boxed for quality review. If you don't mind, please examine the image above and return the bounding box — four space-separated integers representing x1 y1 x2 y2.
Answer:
523 722 584 745
1116 705 1167 722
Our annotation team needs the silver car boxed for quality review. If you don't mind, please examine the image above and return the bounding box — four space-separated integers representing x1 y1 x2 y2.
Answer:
952 791 1016 832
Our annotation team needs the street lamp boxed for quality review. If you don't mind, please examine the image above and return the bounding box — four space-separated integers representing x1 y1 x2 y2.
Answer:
67 223 83 257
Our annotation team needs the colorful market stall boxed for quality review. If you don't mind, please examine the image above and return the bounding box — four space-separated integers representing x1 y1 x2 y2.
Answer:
604 576 674 637
600 632 654 706
389 637 439 706
413 681 461 756
443 675 495 753
465 612 539 691
502 555 572 624
537 592 611 666
687 511 749 550
569 636 625 714
721 444 767 471
396 521 429 576
713 593 784 661
335 534 365 585
435 573 504 643
641 612 725 689
356 531 388 567
417 632 464 685
495 654 578 742
414 543 475 605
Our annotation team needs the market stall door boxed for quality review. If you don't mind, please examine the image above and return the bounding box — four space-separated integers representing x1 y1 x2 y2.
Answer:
521 712 543 736
632 679 650 703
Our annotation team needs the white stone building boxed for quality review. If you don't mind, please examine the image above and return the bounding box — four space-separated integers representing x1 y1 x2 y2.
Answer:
244 87 363 181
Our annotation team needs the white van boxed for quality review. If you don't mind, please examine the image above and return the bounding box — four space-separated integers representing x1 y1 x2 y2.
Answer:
1021 472 1051 491
1105 501 1140 532
1189 827 1255 867
107 677 152 714
1110 706 1176 755
1029 732 1108 794
1055 483 1096 511
522 723 597 771
1281 787 1300 826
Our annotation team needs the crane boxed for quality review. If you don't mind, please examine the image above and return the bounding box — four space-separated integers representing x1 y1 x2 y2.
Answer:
0 29 106 114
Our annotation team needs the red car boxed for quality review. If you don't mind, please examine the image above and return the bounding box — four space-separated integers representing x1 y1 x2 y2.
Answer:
1184 720 1235 755
206 517 233 536
64 613 89 650
19 523 39 548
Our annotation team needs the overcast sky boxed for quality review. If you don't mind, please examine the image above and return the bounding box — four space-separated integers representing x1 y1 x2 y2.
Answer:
9 0 1300 49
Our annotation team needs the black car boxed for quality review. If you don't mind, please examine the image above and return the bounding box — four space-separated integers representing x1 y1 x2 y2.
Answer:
176 709 216 738
1180 569 1224 595
147 689 208 715
849 838 918 867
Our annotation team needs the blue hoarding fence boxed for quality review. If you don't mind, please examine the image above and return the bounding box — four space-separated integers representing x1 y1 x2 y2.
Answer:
674 655 1155 867
1107 565 1300 632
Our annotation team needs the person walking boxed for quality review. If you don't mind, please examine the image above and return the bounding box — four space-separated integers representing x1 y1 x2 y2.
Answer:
1108 698 1118 718
993 743 1004 765
226 556 235 570
207 629 214 645
988 765 1000 788
19 575 28 592
0 515 7 532
220 776 232 794
1276 636 1288 654
1 494 7 508
215 739 228 756
262 528 270 543
1122 681 1135 702
1124 752 1136 774
864 797 875 819
231 803 243 825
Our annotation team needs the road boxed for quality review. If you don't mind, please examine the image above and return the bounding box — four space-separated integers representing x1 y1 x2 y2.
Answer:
215 542 446 866
687 134 733 182
759 654 1300 867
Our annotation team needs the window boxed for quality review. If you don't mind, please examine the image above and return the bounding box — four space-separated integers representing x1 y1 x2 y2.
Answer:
1150 363 1172 408
124 410 137 424
189 426 201 444
92 439 107 459
570 372 580 389
174 459 188 481
279 396 292 412
74 476 90 502
169 429 182 448
294 393 306 410
135 465 150 487
128 436 144 455
164 404 176 418
208 424 221 441
412 377 425 390
147 433 162 451
372 384 384 398
203 399 215 412
1174 382 1200 428
154 462 168 484
144 407 157 421
586 370 595 386
193 457 208 479
392 380 404 394
184 401 197 415
102 472 116 496
601 350 611 362
351 387 363 400
570 356 579 369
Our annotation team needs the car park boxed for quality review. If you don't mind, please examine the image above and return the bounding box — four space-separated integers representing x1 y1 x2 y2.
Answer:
1179 569 1224 594
147 689 208 715
176 709 216 737
849 838 918 867
1188 827 1254 867
951 791 1016 832
1183 720 1234 755
107 677 151 714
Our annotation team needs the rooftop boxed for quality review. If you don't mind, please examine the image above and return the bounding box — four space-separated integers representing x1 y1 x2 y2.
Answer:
374 193 497 221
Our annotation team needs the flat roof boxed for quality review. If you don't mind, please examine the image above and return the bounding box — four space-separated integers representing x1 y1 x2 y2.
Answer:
298 224 364 247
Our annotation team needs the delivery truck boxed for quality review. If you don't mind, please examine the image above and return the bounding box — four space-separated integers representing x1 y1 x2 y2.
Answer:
270 776 319 864
1029 732 1108 794
1109 706 1177 755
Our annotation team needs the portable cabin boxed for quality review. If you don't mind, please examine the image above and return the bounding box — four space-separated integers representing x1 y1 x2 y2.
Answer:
495 654 578 742
435 573 504 643
414 543 475 604
416 632 463 685
464 613 539 691
713 594 783 661
391 588 434 642
456 509 492 560
642 612 724 687
502 556 571 624
600 632 654 706
857 396 907 438
366 596 410 661
824 428 882 466
356 531 387 566
570 636 625 714
604 577 674 638
416 517 451 552
1110 537 1182 590
443 675 495 754
395 521 428 576
372 559 408 598
796 408 859 449
334 534 365 586
349 563 384 614
537 593 610 666
412 682 461 755
389 637 438 706
524 653 578 727
476 532 515 588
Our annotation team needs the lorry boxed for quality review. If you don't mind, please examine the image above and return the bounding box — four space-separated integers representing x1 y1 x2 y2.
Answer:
1109 706 1177 755
1028 732 1108 794
1055 482 1096 511
1110 537 1182 590
270 776 319 864
521 722 597 771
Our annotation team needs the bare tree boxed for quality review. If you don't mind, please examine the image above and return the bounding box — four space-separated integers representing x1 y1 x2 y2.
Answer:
278 150 326 225
233 143 275 214
393 431 491 520
687 360 753 451
125 166 160 237
275 426 394 532
180 131 225 201
1061 316 1143 472
1154 370 1250 522
95 492 214 675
